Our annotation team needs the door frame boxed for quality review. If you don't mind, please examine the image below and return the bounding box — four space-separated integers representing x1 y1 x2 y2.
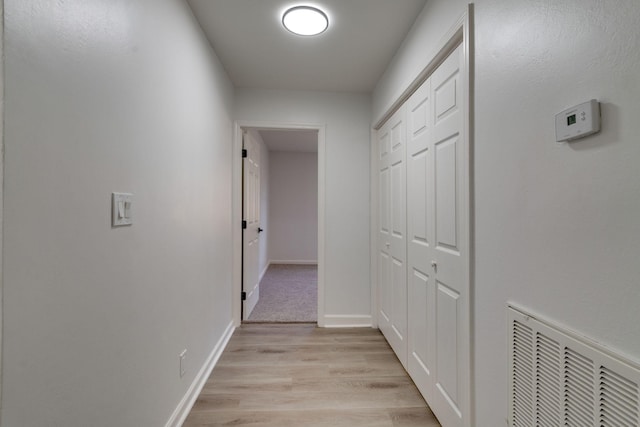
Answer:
232 120 326 327
370 5 474 426
240 130 261 320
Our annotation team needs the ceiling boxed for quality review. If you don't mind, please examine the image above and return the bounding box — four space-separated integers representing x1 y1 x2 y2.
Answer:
186 0 427 93
258 129 318 153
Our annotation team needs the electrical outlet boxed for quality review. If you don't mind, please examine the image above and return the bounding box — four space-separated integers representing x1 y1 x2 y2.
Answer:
179 349 187 378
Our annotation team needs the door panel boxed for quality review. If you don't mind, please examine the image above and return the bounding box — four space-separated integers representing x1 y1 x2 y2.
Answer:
378 41 468 427
391 163 404 240
407 77 436 401
378 108 408 367
409 267 434 400
378 125 392 326
379 251 391 323
380 168 390 234
409 148 428 245
431 44 466 427
436 281 460 405
391 257 406 341
435 72 459 121
242 132 261 320
406 43 468 427
435 136 459 252
380 128 390 158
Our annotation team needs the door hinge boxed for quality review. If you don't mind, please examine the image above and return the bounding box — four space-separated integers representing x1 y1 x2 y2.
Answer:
241 292 247 301
242 220 247 229
242 149 248 158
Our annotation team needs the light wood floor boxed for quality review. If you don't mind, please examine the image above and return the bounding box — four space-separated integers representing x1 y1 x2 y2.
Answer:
183 324 441 427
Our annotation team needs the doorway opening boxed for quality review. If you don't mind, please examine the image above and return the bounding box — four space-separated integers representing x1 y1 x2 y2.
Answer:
232 123 325 326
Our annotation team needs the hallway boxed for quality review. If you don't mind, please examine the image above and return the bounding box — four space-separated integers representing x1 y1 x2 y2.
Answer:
183 324 440 427
3 1 639 426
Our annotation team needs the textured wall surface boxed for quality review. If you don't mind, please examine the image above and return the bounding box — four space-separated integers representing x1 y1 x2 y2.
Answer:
268 151 318 263
374 1 640 425
2 0 235 425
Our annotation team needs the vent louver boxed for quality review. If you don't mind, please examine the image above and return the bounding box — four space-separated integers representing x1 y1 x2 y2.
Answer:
512 320 534 426
564 348 594 426
536 333 561 426
600 366 639 426
508 305 640 427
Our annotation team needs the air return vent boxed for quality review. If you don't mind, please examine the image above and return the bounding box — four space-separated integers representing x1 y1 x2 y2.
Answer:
508 305 640 427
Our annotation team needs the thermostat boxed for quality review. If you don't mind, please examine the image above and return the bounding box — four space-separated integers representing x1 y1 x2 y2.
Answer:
555 99 600 142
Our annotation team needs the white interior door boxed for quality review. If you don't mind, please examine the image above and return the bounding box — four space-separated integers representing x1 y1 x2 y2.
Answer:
379 42 469 427
378 123 392 341
242 131 261 320
429 44 468 427
378 108 408 367
406 76 436 403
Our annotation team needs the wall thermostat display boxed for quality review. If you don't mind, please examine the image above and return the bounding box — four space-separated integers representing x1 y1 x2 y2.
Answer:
555 99 600 142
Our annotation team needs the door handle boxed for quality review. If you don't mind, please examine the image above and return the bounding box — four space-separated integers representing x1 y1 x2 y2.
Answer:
258 227 264 233
431 260 437 270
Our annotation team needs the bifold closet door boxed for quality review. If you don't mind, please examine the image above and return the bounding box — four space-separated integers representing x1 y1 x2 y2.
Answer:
406 76 436 403
428 44 467 427
378 43 468 427
377 108 408 367
405 43 468 427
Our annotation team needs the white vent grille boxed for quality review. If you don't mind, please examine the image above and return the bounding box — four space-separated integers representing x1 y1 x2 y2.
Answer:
536 333 561 426
564 348 595 426
508 305 640 427
600 366 639 426
512 320 534 425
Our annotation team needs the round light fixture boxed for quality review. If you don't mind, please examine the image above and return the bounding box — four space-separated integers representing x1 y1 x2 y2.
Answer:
282 6 329 36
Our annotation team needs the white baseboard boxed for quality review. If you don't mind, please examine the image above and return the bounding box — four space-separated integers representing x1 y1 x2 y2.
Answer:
259 263 270 282
165 320 235 427
269 260 318 265
322 315 373 328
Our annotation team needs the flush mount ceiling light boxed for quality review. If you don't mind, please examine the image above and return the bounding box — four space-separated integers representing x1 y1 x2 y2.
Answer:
282 6 329 36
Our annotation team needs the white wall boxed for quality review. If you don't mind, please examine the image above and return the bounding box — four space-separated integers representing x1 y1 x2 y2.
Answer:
374 0 640 425
372 0 466 124
2 1 235 426
246 129 271 278
235 89 371 320
0 0 4 414
268 151 318 263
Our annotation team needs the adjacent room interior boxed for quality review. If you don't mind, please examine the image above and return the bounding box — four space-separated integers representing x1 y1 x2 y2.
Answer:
242 128 319 323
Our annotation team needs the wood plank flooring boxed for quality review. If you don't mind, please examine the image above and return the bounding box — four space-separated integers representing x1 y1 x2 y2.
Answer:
183 324 441 427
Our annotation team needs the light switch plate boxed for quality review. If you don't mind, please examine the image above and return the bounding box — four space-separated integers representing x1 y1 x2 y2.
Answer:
555 99 601 142
112 192 133 226
179 349 187 378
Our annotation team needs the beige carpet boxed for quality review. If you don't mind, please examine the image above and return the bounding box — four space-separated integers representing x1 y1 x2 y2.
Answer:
246 264 317 323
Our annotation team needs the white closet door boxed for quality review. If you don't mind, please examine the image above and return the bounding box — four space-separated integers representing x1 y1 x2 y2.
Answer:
404 43 469 427
377 107 408 367
429 44 468 427
406 77 436 402
378 122 392 336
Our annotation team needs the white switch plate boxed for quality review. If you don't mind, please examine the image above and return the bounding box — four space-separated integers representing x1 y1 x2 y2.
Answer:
112 192 133 226
555 99 601 142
